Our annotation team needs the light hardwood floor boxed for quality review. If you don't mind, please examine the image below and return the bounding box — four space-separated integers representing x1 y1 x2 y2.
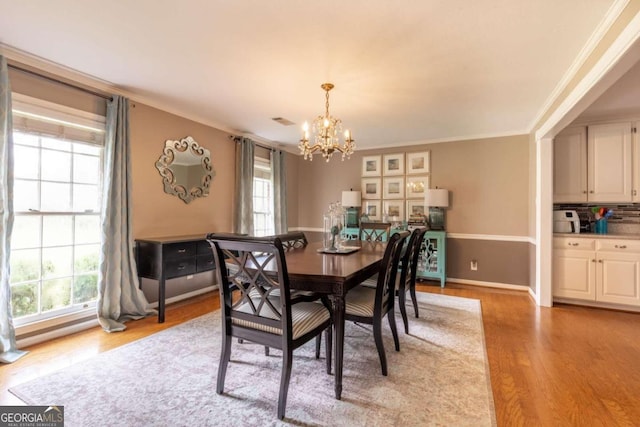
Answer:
2 282 639 426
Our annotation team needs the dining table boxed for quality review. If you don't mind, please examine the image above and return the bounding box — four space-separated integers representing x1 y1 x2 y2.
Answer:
282 240 387 400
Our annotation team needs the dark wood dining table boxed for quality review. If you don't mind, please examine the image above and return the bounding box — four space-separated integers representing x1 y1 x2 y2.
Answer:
283 240 387 400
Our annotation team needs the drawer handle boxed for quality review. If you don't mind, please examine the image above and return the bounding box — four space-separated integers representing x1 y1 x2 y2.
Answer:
568 243 579 247
615 245 627 249
177 265 186 270
178 249 187 253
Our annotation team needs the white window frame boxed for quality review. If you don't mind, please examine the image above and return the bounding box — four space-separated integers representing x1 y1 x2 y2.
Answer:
10 93 106 328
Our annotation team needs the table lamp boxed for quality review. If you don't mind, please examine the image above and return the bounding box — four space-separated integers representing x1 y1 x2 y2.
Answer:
424 188 449 230
341 190 362 227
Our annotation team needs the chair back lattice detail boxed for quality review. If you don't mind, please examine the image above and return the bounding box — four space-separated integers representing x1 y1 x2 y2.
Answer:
360 222 391 242
209 236 293 334
276 231 308 251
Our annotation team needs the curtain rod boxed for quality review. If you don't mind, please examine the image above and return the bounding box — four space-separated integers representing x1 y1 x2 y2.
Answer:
229 135 278 151
8 64 113 101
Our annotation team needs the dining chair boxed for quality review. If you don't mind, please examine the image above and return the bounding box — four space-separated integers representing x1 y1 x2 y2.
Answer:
359 221 391 242
344 230 409 376
208 234 332 420
396 227 428 334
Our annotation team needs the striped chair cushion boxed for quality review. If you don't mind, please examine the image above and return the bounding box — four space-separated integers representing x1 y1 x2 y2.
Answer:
362 273 404 290
248 288 317 299
232 297 330 340
345 286 376 317
360 275 378 288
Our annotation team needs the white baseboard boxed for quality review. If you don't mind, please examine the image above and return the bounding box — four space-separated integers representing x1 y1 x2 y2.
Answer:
446 277 530 292
17 318 100 348
146 286 217 309
553 297 640 313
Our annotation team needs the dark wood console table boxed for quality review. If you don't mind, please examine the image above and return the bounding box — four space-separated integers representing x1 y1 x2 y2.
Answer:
135 234 215 323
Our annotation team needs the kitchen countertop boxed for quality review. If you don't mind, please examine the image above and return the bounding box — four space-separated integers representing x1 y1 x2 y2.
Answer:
554 232 640 240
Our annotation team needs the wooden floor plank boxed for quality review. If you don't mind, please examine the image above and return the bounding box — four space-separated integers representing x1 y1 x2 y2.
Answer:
1 282 639 426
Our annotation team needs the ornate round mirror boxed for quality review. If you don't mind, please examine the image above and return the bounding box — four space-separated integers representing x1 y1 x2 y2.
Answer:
155 136 215 204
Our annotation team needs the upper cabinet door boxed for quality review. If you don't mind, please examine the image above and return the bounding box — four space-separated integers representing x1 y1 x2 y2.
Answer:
554 127 588 203
588 122 632 203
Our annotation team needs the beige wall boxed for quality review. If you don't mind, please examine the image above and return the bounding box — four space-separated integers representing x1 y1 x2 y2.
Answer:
129 102 235 238
294 134 530 236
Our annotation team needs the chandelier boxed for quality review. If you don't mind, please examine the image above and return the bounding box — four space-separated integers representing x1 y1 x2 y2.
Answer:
299 83 355 162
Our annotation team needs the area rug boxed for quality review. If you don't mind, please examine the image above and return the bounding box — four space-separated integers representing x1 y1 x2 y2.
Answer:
10 292 496 426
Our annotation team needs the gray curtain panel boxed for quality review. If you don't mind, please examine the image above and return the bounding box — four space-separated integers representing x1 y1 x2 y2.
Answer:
97 95 155 332
272 149 288 234
0 55 27 363
234 137 254 235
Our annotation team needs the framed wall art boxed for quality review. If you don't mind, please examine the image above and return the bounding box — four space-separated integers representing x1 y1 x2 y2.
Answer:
383 200 405 220
406 200 427 217
383 153 404 176
406 175 430 198
383 177 405 199
362 200 381 220
406 151 430 175
361 155 382 177
361 178 382 199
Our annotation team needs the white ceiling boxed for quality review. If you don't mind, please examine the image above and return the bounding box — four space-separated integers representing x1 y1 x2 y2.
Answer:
0 0 620 150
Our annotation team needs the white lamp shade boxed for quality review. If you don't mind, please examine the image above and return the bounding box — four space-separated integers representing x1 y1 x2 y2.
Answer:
424 188 449 207
341 190 362 207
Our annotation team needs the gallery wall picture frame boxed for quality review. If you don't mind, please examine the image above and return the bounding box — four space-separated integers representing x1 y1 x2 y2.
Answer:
406 175 430 198
361 155 382 177
406 151 430 175
383 153 405 176
382 176 405 199
361 178 382 199
363 200 381 220
383 200 405 220
406 199 427 217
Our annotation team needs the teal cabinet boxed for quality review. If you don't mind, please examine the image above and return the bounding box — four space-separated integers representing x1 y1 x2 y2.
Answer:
416 230 446 287
342 227 361 241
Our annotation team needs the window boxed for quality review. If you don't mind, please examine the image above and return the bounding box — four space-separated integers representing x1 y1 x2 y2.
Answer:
10 94 105 326
253 157 274 237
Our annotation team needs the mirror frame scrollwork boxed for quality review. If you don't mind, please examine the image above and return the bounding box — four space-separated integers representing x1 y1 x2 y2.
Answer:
155 136 215 204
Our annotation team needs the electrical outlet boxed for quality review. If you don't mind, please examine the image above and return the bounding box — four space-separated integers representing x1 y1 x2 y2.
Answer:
470 260 478 271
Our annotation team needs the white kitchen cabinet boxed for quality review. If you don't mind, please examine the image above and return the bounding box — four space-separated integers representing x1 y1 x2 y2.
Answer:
587 122 632 202
553 237 640 308
553 248 596 300
553 127 587 202
553 122 632 203
595 239 640 306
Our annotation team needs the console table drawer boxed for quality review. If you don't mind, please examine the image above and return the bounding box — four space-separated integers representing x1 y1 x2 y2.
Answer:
196 253 215 272
164 242 197 260
164 258 197 279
